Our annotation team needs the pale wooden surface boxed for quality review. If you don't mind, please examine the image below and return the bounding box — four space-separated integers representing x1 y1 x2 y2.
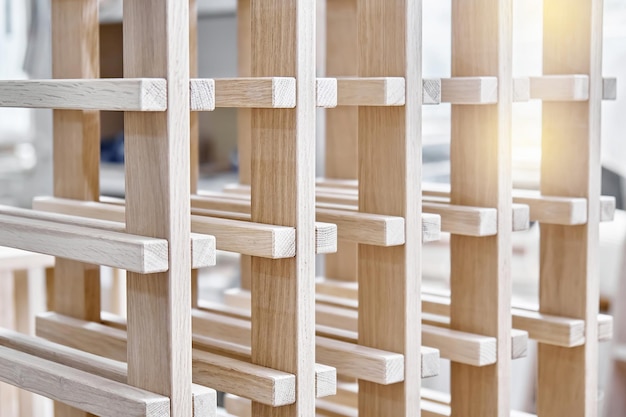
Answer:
450 1 513 416
0 79 167 111
0 346 170 417
537 0 603 415
0 271 18 417
123 1 192 416
316 78 339 108
216 78 296 108
0 329 216 417
336 77 405 106
0 213 169 274
440 77 499 104
32 198 215 268
35 312 297 407
34 196 335 257
530 75 590 101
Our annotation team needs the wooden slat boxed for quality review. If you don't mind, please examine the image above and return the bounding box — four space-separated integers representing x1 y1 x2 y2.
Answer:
317 178 616 224
0 329 217 417
35 312 297 407
602 77 617 100
0 79 167 111
0 346 170 417
0 213 168 274
11 203 215 268
530 75 589 101
192 192 440 243
422 79 442 104
123 0 192 416
34 197 299 259
450 0 513 415
336 77 406 106
440 77 498 104
538 0 603 415
215 77 296 108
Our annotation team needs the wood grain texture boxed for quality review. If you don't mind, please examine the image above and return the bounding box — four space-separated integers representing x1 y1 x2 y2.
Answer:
0 79 167 111
0 329 216 417
450 0 512 415
215 78 296 108
336 77 406 106
422 79 442 105
538 0 603 415
0 346 170 417
190 79 215 111
32 198 215 268
317 78 339 108
0 212 169 274
441 77 499 104
123 0 192 416
249 0 319 410
35 312 296 407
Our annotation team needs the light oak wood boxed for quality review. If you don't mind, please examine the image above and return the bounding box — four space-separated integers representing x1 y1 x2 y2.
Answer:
441 77 498 104
34 196 301 259
538 1 603 415
316 179 616 224
0 345 170 417
422 79 442 104
0 329 216 417
0 78 167 111
0 212 169 274
189 79 215 111
123 0 192 416
317 78 339 108
603 77 617 100
530 75 590 101
100 312 337 399
215 77 296 108
16 202 215 268
336 77 405 106
450 1 513 415
194 191 440 242
36 312 297 407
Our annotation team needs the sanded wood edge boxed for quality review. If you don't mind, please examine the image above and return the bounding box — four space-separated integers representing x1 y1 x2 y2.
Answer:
0 329 216 417
601 195 616 222
529 75 589 101
603 77 617 100
33 196 296 259
317 78 339 108
512 203 531 231
422 202 497 236
0 212 168 273
315 222 339 254
440 77 498 104
336 77 406 106
190 78 216 111
423 79 442 104
0 78 167 111
0 345 170 417
35 312 296 407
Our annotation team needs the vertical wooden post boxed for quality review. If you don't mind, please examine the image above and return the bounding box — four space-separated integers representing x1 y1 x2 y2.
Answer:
190 0 200 308
237 0 253 291
324 0 358 282
51 1 101 416
250 0 317 416
124 1 192 417
538 1 603 416
449 1 512 416
357 1 422 416
0 271 18 417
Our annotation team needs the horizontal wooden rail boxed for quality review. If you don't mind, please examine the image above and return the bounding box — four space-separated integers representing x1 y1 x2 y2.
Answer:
316 178 616 224
0 204 215 268
0 78 167 111
220 184 528 235
192 192 440 244
0 344 170 417
0 211 168 273
336 77 405 106
0 329 216 417
35 313 298 407
220 288 500 367
440 77 498 104
317 78 339 108
191 307 405 385
33 197 309 259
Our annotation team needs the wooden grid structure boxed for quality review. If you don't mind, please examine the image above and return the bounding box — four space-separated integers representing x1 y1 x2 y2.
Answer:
0 1 617 417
